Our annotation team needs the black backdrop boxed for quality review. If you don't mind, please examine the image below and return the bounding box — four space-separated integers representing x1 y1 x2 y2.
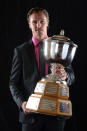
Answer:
1 0 87 131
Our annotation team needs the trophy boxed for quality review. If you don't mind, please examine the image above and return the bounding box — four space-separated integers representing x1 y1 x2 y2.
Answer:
26 30 78 117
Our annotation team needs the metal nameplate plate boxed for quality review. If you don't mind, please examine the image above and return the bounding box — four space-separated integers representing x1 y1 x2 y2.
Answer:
34 83 46 93
45 84 58 95
40 99 56 111
59 102 70 114
26 96 40 110
60 85 69 97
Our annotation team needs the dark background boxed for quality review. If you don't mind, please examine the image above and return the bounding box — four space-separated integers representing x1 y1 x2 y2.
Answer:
1 0 87 131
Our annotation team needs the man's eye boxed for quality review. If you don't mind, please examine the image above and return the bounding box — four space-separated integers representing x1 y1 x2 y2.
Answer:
40 21 45 24
32 21 37 24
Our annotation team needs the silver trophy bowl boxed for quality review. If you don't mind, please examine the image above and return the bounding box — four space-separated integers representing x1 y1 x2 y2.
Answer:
43 30 78 66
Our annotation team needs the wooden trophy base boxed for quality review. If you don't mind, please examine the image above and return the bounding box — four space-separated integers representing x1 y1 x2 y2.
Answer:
34 81 69 100
26 94 72 117
26 80 72 117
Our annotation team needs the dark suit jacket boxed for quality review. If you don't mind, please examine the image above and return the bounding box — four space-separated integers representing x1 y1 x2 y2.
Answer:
9 39 75 123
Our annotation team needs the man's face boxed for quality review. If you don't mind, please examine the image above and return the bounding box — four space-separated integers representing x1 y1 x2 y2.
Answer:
28 12 49 40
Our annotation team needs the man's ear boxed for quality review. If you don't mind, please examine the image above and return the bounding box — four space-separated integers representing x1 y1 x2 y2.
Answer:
47 23 49 30
28 22 31 29
47 21 49 27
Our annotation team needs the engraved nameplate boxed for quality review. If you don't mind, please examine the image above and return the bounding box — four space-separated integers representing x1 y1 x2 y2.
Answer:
45 84 58 95
40 99 56 111
59 102 70 114
60 85 69 97
26 95 41 110
34 83 46 93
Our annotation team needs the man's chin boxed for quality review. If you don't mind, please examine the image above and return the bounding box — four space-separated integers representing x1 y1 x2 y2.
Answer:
36 33 43 40
37 36 42 40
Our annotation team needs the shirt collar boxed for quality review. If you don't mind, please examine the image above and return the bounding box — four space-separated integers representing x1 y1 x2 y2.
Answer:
32 36 48 46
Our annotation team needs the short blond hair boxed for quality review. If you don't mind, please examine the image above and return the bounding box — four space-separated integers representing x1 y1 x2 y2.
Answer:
27 7 49 23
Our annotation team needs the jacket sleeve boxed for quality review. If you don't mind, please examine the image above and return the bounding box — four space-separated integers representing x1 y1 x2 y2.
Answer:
9 48 25 109
65 65 75 86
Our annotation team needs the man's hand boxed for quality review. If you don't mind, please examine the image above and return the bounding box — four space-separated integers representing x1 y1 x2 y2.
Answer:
52 63 67 81
21 101 32 114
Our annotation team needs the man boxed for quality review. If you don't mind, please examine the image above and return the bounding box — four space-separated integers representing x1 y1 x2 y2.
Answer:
9 7 75 131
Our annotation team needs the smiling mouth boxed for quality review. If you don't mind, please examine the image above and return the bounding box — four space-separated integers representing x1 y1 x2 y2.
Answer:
35 29 43 31
36 30 42 32
36 31 43 34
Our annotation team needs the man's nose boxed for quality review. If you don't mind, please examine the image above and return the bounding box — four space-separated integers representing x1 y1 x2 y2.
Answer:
37 22 41 28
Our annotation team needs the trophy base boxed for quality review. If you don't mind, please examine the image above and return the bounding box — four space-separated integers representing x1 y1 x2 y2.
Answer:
26 78 72 117
34 80 69 99
26 94 72 117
